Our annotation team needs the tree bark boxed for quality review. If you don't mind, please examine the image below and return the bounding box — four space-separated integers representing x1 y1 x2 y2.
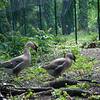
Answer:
78 0 88 31
0 10 10 34
0 84 92 98
43 79 78 88
42 0 54 30
61 0 74 35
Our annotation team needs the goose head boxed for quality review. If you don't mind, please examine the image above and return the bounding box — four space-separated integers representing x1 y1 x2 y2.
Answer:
66 53 76 62
25 41 38 52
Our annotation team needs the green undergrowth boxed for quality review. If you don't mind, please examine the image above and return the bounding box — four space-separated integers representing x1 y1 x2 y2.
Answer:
0 31 98 83
0 31 99 99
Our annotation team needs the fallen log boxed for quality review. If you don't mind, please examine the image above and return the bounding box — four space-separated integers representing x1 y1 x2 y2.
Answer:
0 84 52 97
61 88 91 97
15 87 52 92
43 78 100 89
0 78 100 98
0 83 92 98
43 79 78 88
29 88 92 98
0 84 96 99
78 79 100 84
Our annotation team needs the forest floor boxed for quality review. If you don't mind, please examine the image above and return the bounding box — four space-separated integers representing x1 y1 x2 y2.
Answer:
19 47 100 100
1 33 100 99
81 48 100 81
81 48 100 99
28 48 100 100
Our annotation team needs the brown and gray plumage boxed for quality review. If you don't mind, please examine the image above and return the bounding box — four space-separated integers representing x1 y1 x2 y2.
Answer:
42 53 76 78
0 41 38 76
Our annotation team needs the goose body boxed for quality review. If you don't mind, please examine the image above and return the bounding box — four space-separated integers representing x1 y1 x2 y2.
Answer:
42 53 76 78
0 41 38 76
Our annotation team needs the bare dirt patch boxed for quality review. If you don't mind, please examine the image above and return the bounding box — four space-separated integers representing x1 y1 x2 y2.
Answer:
81 48 100 81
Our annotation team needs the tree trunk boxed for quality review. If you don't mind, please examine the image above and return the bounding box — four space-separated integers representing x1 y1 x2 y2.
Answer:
42 0 54 30
78 0 88 31
10 0 20 31
0 10 11 34
61 0 74 35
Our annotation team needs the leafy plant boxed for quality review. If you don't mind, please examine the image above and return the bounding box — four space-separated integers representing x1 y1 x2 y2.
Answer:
88 95 100 100
52 89 70 100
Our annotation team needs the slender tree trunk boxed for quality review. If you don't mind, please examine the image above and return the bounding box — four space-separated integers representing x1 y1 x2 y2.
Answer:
0 10 10 34
78 0 88 31
42 0 54 30
10 0 20 30
61 0 74 35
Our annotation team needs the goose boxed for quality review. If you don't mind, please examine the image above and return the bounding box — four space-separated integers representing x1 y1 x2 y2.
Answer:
0 41 38 76
42 53 76 78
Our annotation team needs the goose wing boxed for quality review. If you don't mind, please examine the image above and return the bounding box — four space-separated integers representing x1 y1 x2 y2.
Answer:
0 56 24 69
55 61 68 73
43 58 66 70
12 61 26 76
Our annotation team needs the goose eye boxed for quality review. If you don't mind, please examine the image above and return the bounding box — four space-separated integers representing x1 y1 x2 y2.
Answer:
31 45 38 52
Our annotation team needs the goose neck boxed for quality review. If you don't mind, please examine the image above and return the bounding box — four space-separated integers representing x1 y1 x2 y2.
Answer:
24 48 30 56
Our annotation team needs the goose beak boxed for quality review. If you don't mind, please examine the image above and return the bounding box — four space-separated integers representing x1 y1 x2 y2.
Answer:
34 47 38 52
74 58 76 62
73 56 76 62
